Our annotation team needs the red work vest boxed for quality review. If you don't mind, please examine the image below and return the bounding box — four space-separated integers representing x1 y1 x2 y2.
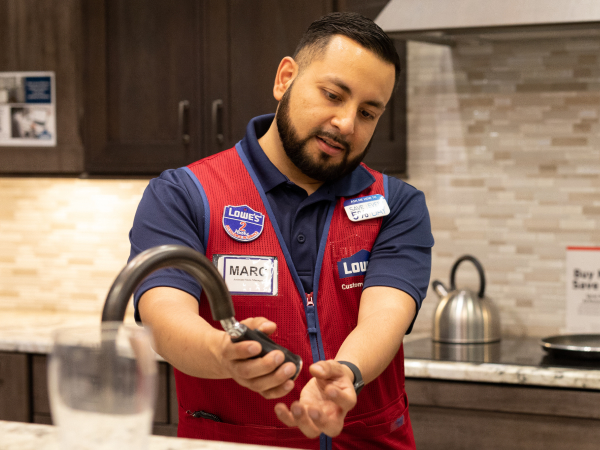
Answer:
176 145 416 450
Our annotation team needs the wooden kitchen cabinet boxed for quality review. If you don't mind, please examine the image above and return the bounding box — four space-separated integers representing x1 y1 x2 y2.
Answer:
1 0 406 175
29 354 178 436
406 378 600 450
202 0 335 156
83 0 204 175
31 354 51 424
339 0 408 175
85 0 337 174
82 0 407 175
204 0 407 174
0 352 30 422
0 0 86 174
0 0 204 176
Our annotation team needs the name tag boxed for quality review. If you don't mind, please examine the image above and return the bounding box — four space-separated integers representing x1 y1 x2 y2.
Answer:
343 194 390 222
213 255 278 296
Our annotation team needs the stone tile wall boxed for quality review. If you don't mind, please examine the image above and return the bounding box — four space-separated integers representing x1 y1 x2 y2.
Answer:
0 178 148 313
404 37 600 337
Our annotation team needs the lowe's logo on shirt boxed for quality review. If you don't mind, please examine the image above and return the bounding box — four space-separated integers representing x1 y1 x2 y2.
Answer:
222 205 265 242
337 249 370 279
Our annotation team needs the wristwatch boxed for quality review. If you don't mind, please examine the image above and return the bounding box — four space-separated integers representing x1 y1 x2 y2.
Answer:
337 361 364 395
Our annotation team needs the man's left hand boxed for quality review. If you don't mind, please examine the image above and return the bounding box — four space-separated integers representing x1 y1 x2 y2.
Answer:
274 360 357 438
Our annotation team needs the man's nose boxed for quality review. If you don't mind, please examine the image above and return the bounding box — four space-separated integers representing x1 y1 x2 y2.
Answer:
330 106 355 136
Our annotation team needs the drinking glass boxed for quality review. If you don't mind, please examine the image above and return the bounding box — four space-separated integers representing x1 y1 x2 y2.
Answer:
48 322 157 450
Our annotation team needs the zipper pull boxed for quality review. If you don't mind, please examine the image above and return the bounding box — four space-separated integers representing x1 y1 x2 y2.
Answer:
306 292 314 307
305 292 317 334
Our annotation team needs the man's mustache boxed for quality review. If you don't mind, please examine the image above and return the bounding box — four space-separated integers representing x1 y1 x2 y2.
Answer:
311 129 350 153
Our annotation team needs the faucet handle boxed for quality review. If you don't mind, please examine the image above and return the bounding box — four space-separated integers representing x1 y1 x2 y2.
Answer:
232 327 303 380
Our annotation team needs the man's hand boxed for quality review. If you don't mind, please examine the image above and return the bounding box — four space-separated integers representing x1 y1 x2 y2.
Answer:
274 360 357 438
139 288 296 399
217 317 297 399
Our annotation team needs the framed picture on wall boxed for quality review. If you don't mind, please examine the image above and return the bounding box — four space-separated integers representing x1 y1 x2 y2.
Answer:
0 71 56 147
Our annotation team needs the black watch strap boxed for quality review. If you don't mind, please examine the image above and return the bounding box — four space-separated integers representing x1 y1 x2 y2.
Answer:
337 361 364 395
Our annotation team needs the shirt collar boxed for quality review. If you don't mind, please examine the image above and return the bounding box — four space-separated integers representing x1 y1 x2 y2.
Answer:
240 114 376 198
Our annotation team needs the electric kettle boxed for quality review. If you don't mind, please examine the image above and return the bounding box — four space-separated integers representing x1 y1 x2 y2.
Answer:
432 255 501 344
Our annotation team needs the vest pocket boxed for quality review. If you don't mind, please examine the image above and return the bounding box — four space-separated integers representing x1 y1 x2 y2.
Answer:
342 393 410 439
179 404 317 449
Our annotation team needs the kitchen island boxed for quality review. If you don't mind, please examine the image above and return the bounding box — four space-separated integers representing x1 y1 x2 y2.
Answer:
1 310 599 449
0 420 290 450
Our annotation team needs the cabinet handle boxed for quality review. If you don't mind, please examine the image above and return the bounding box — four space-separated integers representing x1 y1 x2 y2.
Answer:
179 100 190 145
211 99 224 146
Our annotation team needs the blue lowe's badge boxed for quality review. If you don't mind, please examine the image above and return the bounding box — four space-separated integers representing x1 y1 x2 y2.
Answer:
222 205 265 242
337 249 370 279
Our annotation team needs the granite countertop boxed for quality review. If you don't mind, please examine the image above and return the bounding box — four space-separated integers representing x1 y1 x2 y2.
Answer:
0 420 292 450
1 309 599 390
402 333 600 390
0 309 139 354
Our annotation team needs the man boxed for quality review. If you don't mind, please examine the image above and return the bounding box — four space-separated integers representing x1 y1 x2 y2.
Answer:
130 12 433 450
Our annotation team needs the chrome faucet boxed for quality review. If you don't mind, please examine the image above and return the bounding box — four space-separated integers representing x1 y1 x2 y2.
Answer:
102 245 301 377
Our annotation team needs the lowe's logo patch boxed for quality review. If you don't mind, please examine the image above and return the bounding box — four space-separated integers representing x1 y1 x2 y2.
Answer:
222 205 265 242
337 249 370 279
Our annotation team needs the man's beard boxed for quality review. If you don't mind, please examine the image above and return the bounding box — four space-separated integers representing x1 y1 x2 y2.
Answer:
276 83 371 183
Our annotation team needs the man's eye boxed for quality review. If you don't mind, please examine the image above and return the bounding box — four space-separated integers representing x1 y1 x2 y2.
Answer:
324 91 338 101
360 110 374 120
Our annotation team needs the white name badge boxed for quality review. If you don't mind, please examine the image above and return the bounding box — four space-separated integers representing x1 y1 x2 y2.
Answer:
343 194 390 222
213 255 278 296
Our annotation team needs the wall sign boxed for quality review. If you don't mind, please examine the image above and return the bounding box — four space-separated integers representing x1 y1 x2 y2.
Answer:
565 246 600 333
0 71 56 147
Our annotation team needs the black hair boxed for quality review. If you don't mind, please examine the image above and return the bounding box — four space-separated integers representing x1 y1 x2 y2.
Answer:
293 12 401 88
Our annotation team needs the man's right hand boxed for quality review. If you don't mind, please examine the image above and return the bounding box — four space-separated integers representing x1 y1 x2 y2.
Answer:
216 317 297 399
140 288 296 399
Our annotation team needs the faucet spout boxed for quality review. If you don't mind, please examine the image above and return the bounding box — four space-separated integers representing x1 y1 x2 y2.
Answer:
102 245 235 323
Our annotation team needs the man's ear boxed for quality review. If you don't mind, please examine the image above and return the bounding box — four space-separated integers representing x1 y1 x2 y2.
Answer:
273 57 298 101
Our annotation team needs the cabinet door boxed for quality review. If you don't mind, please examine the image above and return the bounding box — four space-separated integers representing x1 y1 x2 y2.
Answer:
85 0 203 174
0 352 30 422
32 354 51 424
361 40 407 176
340 0 408 176
203 0 334 156
203 0 406 176
406 379 600 450
0 0 85 174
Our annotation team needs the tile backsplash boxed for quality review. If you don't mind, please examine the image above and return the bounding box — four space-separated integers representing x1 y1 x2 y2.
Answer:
0 178 148 314
1 37 599 337
404 37 600 337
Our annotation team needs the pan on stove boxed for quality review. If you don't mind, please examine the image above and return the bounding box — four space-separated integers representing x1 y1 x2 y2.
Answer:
541 334 600 360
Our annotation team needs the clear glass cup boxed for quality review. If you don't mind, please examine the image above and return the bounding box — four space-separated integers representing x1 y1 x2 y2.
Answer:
48 322 158 450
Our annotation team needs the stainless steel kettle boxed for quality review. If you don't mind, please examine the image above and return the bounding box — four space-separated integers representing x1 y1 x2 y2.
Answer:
432 255 501 344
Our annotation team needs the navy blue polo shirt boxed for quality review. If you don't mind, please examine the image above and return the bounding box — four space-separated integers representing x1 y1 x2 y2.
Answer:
129 114 434 331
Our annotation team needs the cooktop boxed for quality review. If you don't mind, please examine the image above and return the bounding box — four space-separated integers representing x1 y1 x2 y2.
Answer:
403 336 600 369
